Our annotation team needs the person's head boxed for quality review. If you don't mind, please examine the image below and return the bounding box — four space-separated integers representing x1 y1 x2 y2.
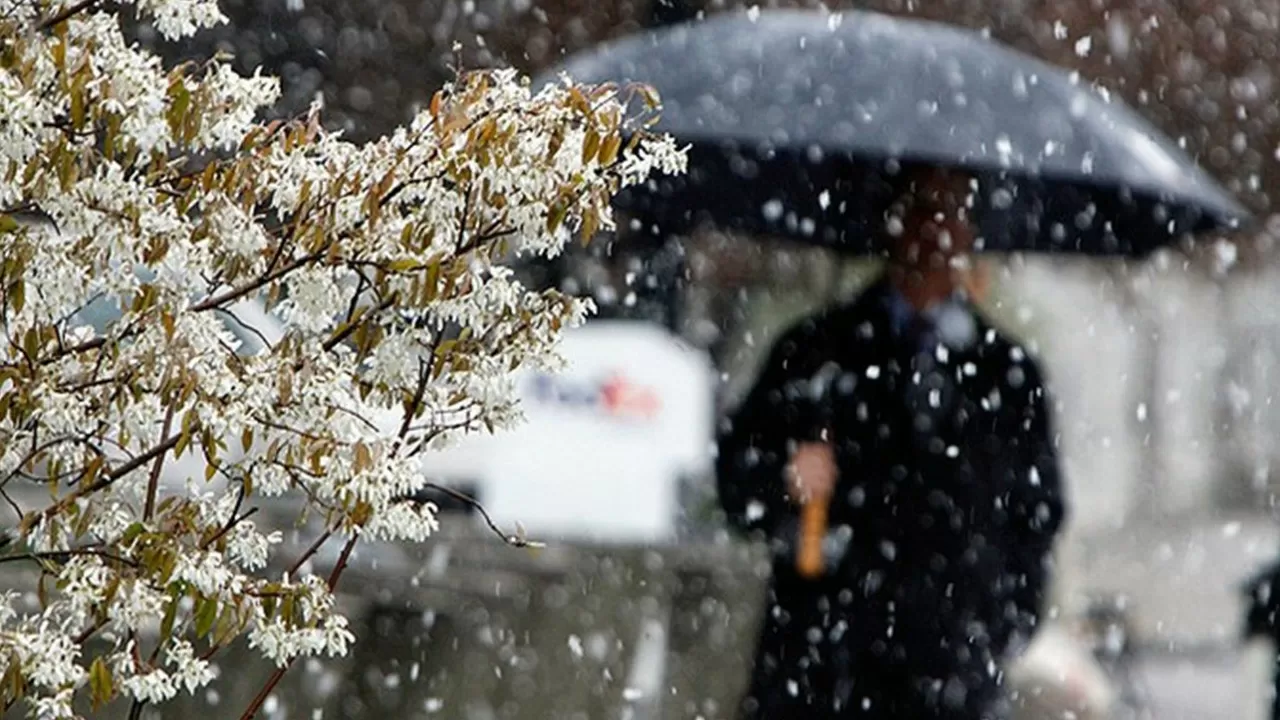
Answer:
884 167 983 304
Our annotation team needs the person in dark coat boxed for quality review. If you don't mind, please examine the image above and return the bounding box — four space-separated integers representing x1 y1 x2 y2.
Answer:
716 167 1068 719
1242 556 1280 719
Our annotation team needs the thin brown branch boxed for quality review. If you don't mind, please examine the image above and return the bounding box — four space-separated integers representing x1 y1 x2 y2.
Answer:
190 249 327 312
455 226 518 258
455 186 473 254
417 483 541 548
35 433 183 525
104 435 182 488
239 665 290 720
74 617 107 645
330 405 380 434
395 359 430 445
325 534 358 589
144 402 178 520
340 271 370 328
201 481 249 550
240 533 359 720
0 548 137 567
0 434 103 490
0 487 22 519
254 418 329 445
37 0 99 30
286 527 332 577
262 237 293 278
55 372 126 394
320 296 393 352
1 335 107 370
377 171 446 209
203 508 257 550
216 306 275 353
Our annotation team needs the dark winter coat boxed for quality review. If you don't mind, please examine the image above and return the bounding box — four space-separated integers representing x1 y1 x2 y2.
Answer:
716 276 1067 719
1242 557 1280 720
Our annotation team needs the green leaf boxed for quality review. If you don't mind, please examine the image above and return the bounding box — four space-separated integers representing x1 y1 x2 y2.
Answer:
9 279 23 314
387 258 419 273
167 79 191 137
89 656 113 709
353 442 373 473
423 262 441 302
545 202 568 235
599 133 622 166
101 574 121 610
581 128 600 165
195 597 218 638
69 74 87 131
159 595 179 639
72 504 93 538
3 652 25 702
280 594 296 627
213 602 238 647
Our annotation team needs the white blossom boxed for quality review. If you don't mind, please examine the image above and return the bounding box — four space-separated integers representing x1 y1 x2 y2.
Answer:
120 667 178 704
28 689 76 720
165 640 217 694
226 523 284 571
173 551 242 598
363 502 441 543
107 580 169 632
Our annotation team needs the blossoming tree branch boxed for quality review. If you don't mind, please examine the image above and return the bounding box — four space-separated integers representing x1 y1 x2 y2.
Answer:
0 0 686 716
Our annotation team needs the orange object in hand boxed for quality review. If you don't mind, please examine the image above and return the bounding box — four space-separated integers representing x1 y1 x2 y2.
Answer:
796 485 832 579
791 430 835 580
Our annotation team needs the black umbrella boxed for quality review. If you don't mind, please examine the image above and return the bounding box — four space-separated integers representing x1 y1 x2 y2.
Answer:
540 8 1250 256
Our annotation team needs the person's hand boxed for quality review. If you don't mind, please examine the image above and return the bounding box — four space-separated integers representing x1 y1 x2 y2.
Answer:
786 441 837 504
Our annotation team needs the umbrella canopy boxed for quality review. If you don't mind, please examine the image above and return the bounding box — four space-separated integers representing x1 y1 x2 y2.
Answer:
540 9 1250 256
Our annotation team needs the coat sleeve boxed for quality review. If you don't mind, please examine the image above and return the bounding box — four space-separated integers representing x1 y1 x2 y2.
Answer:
1006 357 1068 635
715 317 827 542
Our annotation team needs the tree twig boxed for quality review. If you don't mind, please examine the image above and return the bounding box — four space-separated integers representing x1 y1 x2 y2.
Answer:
416 482 542 548
37 0 99 30
326 534 358 589
144 402 178 521
238 534 359 720
202 482 252 549
0 548 137 567
0 486 23 519
394 359 430 447
74 617 107 645
190 249 328 313
0 434 108 491
238 666 289 720
35 433 184 525
286 526 332 577
321 295 394 352
202 508 257 550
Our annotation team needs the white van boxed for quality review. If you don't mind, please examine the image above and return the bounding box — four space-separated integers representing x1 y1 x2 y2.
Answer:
422 320 716 545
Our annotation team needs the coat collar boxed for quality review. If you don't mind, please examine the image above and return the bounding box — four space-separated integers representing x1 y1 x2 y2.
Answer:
839 274 987 353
